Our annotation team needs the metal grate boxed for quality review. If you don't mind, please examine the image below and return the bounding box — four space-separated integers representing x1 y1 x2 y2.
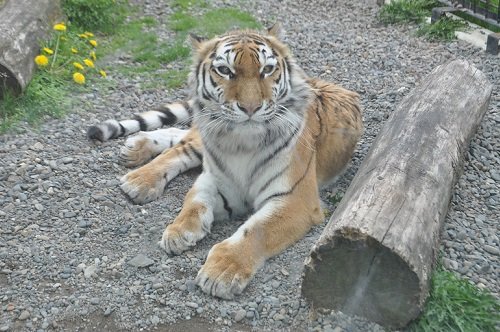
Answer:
455 0 500 23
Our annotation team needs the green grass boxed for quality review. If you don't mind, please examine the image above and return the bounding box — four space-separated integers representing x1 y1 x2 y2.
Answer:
170 8 261 36
0 73 71 133
328 192 344 205
378 0 439 24
410 266 500 332
416 16 469 41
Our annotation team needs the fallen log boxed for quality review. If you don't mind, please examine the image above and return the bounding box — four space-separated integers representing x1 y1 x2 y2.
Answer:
301 59 492 329
0 0 62 98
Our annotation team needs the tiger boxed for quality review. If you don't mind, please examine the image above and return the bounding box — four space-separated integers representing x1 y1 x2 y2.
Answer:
87 24 363 299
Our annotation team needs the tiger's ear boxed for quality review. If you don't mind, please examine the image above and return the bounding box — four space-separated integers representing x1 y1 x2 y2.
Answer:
267 23 284 39
189 33 208 50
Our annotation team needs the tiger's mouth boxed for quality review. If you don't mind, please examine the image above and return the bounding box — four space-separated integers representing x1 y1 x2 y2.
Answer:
217 103 277 124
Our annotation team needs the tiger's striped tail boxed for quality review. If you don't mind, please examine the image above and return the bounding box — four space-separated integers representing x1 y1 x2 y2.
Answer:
87 99 195 142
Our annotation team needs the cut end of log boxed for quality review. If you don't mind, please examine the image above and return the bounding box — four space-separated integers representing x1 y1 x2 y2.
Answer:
302 228 424 329
0 63 22 98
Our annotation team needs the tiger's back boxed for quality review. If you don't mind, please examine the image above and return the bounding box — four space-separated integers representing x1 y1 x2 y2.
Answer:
306 78 362 185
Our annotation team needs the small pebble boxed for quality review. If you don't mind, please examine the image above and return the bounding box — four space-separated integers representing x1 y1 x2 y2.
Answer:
234 309 246 322
127 254 154 268
18 310 30 321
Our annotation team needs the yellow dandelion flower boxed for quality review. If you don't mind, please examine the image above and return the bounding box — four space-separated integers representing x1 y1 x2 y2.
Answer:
78 33 88 39
34 55 49 67
90 51 96 61
99 70 107 78
89 39 97 47
43 47 53 55
73 72 85 84
73 62 84 70
83 58 94 68
71 47 78 54
84 32 94 37
53 23 66 32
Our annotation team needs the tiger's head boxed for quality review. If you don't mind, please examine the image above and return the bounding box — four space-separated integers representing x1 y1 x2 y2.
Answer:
188 25 312 147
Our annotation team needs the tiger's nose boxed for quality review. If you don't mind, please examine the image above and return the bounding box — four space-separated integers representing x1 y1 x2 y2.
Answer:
237 102 263 116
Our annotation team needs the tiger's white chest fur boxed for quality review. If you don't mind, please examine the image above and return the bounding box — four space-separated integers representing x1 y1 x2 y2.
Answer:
200 119 304 216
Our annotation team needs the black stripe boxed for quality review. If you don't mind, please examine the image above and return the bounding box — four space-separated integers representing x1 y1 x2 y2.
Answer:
195 61 203 82
201 64 213 101
274 71 282 84
209 75 217 87
315 108 324 139
180 100 192 116
204 144 226 175
187 143 202 160
218 190 233 218
118 123 126 136
106 122 119 138
250 125 300 179
258 152 315 208
284 57 292 76
234 49 244 64
180 145 192 160
157 106 177 126
202 91 211 101
256 164 290 194
134 115 148 131
181 159 188 169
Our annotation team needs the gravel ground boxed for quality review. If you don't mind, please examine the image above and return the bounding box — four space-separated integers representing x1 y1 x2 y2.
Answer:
1 0 498 331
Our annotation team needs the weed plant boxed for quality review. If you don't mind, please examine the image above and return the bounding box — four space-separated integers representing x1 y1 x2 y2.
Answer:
410 267 500 332
378 0 439 24
416 17 469 41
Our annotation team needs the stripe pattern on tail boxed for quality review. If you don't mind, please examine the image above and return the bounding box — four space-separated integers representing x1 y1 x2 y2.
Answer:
87 100 195 142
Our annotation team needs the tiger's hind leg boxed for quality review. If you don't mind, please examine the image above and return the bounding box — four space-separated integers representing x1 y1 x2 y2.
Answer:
120 128 203 204
120 128 189 167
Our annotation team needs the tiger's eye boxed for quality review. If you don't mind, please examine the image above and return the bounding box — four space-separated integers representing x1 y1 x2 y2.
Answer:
262 65 275 74
216 65 232 76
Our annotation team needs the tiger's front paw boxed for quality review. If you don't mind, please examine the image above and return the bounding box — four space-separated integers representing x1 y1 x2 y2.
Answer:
195 241 257 299
120 165 166 204
159 224 201 255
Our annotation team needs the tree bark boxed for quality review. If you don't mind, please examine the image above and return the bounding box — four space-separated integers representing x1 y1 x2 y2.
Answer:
0 0 62 98
301 59 492 329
